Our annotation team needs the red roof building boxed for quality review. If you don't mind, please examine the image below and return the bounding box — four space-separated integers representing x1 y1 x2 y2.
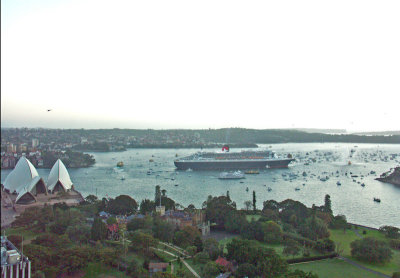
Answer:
215 256 234 272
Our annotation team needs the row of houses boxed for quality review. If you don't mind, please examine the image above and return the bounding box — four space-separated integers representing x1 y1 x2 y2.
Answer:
1 157 74 204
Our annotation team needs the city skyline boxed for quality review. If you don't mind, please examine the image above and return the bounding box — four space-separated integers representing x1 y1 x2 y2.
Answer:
2 0 400 132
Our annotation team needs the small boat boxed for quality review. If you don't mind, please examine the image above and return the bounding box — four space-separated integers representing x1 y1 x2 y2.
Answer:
186 168 193 172
117 161 124 167
149 159 154 162
174 184 179 187
245 170 259 174
361 183 365 187
295 187 300 191
373 198 381 202
337 181 341 186
348 161 352 165
121 176 125 180
219 171 245 180
267 187 272 192
246 187 249 192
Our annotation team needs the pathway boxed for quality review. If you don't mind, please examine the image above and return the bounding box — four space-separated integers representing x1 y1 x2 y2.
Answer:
151 247 200 278
182 259 201 278
159 241 188 257
353 229 363 238
338 256 391 278
151 247 179 258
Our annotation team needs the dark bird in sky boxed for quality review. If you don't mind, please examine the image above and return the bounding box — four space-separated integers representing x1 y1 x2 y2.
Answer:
47 109 52 112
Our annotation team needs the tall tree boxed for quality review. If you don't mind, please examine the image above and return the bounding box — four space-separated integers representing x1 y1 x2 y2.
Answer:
155 185 161 204
91 217 107 241
324 194 332 213
140 199 155 215
252 191 256 212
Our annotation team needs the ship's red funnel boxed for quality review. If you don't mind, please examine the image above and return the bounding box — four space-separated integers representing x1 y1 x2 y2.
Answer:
222 145 229 152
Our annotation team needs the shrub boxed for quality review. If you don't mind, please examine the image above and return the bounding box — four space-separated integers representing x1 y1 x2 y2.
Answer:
194 251 210 264
186 246 198 257
350 237 393 263
315 239 335 253
286 253 337 264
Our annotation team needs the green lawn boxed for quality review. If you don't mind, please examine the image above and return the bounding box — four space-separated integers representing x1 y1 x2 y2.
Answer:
124 251 145 265
246 215 261 222
157 243 182 257
83 262 130 278
329 229 361 256
218 235 321 259
289 258 384 278
153 249 177 262
2 226 39 241
185 258 204 276
219 236 238 254
253 241 322 259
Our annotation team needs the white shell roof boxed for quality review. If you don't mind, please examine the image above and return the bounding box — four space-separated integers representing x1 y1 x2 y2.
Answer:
3 156 40 193
15 176 42 203
47 159 73 191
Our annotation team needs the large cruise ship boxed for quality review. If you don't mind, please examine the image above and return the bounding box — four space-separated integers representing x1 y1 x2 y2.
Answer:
174 146 294 170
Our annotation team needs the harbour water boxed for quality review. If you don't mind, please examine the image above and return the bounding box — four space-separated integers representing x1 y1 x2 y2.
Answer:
2 143 400 228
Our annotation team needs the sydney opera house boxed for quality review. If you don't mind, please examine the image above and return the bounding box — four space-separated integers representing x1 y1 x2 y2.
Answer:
2 157 74 204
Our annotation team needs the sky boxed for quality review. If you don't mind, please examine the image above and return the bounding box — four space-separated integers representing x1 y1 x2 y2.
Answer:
1 0 399 132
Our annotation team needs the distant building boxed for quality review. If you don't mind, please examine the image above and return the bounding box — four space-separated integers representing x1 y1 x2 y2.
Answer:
156 206 165 216
215 256 235 273
1 236 31 278
107 224 119 241
32 139 39 148
149 262 168 274
99 211 110 219
6 144 16 153
163 210 193 229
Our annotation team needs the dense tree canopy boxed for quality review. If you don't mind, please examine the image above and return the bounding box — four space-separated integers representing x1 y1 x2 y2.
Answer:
204 195 236 227
227 238 288 277
106 195 138 215
224 210 248 233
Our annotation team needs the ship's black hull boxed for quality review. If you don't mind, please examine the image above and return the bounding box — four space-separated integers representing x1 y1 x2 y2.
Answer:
174 159 294 170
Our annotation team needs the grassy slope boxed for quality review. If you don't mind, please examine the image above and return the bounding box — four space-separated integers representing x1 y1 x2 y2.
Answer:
329 228 400 275
289 258 383 278
2 226 39 241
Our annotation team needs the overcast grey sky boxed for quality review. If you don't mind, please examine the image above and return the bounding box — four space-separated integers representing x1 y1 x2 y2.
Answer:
1 0 399 131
